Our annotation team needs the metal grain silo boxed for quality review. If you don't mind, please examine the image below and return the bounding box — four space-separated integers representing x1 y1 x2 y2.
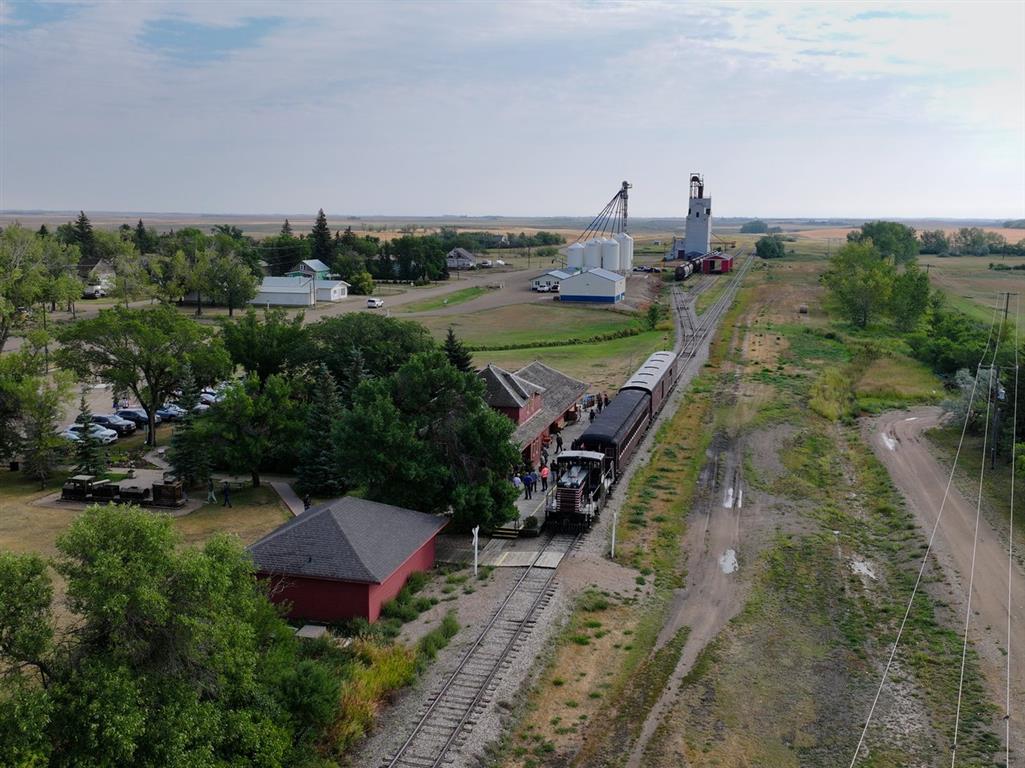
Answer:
583 239 602 269
601 237 620 271
566 242 585 270
614 232 633 271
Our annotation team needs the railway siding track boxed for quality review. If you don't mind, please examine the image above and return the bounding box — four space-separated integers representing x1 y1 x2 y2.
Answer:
384 534 580 768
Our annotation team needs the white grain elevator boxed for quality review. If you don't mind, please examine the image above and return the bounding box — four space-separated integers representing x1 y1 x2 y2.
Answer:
683 173 711 257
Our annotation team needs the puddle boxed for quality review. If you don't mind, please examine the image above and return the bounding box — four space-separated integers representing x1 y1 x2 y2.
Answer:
723 487 734 509
881 433 897 451
850 558 876 580
719 549 738 574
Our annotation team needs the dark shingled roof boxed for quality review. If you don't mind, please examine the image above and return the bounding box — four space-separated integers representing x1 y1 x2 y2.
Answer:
480 363 544 409
248 497 447 583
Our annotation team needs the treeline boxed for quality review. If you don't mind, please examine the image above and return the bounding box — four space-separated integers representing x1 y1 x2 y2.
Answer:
919 226 1025 257
739 219 782 234
436 227 564 251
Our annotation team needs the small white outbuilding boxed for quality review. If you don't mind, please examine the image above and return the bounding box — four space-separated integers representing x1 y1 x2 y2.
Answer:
558 268 626 304
531 269 572 291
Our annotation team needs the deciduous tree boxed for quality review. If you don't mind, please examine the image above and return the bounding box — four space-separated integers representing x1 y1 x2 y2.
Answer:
221 308 305 385
847 221 918 264
207 250 258 316
823 241 894 327
56 306 230 446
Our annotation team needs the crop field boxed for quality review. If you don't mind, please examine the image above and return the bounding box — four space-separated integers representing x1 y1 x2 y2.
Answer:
414 303 641 347
919 254 1025 328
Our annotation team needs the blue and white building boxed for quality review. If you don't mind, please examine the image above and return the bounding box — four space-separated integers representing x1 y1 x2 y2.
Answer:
558 268 626 304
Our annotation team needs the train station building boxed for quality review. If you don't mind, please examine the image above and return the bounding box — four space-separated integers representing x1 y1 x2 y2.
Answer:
480 361 587 467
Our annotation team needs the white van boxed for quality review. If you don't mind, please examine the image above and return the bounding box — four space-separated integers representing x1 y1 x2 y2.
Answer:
366 298 385 308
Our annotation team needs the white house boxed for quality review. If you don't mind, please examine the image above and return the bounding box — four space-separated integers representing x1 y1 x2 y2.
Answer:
446 248 477 270
531 269 572 291
558 268 626 304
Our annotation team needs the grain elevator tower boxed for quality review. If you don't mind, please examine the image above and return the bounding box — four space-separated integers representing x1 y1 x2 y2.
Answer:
683 173 711 257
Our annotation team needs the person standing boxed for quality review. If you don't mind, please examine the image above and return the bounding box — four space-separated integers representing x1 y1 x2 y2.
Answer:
206 477 216 504
221 480 232 508
303 494 312 510
556 433 564 454
589 408 596 423
513 474 523 493
603 392 610 409
540 464 549 492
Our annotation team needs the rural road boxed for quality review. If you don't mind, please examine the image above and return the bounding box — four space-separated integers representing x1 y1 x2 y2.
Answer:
869 406 1024 756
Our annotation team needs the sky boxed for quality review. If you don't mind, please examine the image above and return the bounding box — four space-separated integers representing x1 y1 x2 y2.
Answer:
1 0 1023 219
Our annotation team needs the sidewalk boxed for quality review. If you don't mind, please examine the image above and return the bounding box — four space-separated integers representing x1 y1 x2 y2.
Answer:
269 481 305 517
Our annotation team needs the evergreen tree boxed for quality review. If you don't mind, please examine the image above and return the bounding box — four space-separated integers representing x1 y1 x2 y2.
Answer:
280 218 293 237
72 390 105 476
297 365 345 497
37 224 49 238
167 365 210 487
310 209 333 265
443 327 474 373
72 211 97 265
337 345 369 405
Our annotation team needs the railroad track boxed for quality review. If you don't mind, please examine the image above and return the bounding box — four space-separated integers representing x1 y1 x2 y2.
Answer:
673 250 752 372
384 533 580 768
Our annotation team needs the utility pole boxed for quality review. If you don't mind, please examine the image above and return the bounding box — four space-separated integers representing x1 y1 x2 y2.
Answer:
988 291 1012 467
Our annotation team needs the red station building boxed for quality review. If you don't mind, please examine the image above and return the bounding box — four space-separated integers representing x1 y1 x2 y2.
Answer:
481 361 587 467
700 253 733 274
248 497 447 623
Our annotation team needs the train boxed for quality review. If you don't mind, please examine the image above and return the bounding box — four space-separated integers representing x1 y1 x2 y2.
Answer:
674 261 695 281
547 350 681 531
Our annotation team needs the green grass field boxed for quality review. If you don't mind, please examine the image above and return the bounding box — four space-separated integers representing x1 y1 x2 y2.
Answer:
415 303 641 348
474 329 670 392
397 286 493 313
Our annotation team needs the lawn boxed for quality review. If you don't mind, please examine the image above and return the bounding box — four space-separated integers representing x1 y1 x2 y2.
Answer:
397 285 493 313
173 485 292 546
475 329 671 392
853 354 943 411
416 303 641 348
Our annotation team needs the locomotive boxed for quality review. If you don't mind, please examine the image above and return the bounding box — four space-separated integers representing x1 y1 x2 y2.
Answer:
547 350 681 531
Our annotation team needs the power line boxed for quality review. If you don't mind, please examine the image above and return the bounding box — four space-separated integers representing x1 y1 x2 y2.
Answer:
848 297 1002 768
1007 293 1019 767
951 302 1004 766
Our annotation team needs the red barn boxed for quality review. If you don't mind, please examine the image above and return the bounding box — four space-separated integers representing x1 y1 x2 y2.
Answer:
700 253 733 274
249 497 447 623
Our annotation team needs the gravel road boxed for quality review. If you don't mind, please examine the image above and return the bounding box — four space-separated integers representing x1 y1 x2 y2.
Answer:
868 407 1024 758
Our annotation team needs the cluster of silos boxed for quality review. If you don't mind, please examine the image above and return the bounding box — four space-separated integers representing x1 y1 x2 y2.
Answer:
564 233 633 272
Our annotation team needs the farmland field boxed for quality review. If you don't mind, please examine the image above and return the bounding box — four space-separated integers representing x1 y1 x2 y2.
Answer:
919 254 1025 328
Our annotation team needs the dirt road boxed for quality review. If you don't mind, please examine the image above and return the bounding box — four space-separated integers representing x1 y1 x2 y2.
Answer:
869 407 1024 756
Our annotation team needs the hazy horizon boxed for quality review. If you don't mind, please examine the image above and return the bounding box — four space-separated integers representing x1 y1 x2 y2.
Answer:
2 1 1023 219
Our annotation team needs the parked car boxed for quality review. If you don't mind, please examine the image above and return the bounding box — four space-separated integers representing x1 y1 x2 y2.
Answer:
495 259 506 266
156 404 187 421
66 423 118 445
551 283 560 292
116 408 161 427
535 284 550 293
90 414 136 436
82 284 106 299
192 403 211 414
478 259 493 268
367 298 385 309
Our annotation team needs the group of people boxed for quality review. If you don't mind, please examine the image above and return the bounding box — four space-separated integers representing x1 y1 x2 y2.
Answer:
587 392 612 423
512 465 549 499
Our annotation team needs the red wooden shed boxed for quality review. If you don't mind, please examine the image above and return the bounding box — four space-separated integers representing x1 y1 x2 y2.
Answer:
249 497 447 623
700 254 733 274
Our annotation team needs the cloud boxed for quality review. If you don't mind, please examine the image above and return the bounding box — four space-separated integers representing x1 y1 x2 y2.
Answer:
0 1 1022 218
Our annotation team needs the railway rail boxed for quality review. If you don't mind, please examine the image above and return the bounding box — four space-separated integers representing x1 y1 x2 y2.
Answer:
383 533 580 768
381 255 751 768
